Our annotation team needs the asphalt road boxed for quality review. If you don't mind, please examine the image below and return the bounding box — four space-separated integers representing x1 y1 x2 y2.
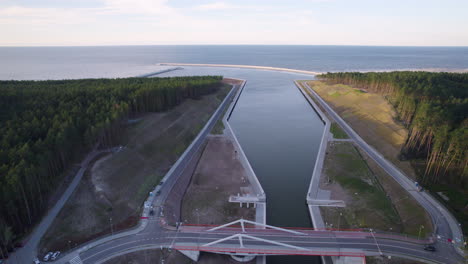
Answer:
72 217 464 264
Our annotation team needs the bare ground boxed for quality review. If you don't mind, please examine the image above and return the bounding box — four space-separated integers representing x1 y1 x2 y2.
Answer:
181 135 255 225
39 83 231 254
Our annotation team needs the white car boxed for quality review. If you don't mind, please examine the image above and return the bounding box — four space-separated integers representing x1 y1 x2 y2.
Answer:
51 251 61 261
33 258 41 264
43 252 53 261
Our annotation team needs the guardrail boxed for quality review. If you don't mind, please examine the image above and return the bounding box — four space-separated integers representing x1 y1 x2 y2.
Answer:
173 245 366 257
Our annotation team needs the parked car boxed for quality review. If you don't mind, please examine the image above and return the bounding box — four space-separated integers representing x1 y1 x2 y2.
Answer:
43 252 53 261
149 209 154 216
51 251 61 261
33 258 41 264
424 245 436 252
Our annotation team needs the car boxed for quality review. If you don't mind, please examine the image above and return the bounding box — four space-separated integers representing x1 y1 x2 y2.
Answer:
51 251 61 261
155 190 161 196
43 252 53 261
424 245 436 252
149 209 154 216
158 181 164 186
33 258 41 264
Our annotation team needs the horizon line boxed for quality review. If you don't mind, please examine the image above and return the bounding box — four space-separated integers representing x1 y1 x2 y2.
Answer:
1 44 468 48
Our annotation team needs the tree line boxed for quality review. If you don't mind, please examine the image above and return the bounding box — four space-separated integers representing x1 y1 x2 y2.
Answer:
318 71 467 186
0 76 222 255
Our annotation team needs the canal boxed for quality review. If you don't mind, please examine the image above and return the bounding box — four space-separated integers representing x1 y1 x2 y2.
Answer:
160 67 324 263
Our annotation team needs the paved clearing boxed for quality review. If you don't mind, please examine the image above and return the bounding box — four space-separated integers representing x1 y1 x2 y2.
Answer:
39 84 231 255
181 135 255 225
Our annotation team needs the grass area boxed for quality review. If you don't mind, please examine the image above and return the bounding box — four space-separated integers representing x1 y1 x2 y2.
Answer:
302 80 432 237
211 107 227 135
307 80 415 179
211 83 232 135
358 146 432 237
322 142 401 232
39 83 233 254
330 122 349 139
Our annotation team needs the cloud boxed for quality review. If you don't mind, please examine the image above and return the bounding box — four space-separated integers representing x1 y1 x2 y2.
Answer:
101 0 175 15
195 2 241 10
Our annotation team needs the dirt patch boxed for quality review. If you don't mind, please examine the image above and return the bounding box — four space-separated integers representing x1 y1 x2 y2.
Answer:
103 249 255 264
307 80 416 180
181 135 255 225
39 83 232 254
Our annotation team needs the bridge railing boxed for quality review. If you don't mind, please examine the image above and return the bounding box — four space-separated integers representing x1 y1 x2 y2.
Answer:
173 245 366 257
177 223 435 245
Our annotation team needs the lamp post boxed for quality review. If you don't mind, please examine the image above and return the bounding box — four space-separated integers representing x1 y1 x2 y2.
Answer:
338 212 342 230
110 217 114 236
418 225 425 240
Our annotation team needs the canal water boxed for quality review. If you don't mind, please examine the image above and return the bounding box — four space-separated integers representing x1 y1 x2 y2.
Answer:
159 67 324 263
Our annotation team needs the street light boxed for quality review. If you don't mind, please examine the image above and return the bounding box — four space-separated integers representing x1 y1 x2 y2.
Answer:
418 225 425 240
338 212 342 230
110 217 114 236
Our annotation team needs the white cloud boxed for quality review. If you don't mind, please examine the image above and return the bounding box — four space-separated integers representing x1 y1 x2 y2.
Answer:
101 0 175 15
195 2 240 10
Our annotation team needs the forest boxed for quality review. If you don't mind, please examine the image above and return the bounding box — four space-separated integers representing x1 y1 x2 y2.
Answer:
318 71 467 187
0 76 222 255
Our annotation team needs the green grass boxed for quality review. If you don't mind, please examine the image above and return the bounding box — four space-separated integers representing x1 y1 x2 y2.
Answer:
135 172 162 204
330 123 349 139
326 142 401 230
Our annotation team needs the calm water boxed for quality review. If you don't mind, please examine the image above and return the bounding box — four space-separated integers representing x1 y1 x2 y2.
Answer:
4 45 466 263
1 45 468 80
159 67 323 264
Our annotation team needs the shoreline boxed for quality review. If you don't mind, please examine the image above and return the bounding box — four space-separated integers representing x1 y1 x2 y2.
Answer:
160 63 323 75
160 63 468 74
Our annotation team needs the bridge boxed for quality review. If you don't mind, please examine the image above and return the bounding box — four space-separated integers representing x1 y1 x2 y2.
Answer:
70 218 463 264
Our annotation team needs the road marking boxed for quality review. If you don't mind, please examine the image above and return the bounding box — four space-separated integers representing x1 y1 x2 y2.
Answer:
69 255 83 264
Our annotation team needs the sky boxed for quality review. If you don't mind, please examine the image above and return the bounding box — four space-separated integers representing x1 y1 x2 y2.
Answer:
0 0 467 46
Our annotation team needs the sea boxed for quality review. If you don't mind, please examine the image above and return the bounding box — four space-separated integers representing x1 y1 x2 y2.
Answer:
1 45 467 80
